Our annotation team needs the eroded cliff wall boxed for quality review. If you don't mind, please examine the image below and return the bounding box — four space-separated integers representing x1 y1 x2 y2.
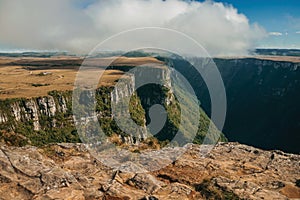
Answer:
0 64 225 147
166 57 300 153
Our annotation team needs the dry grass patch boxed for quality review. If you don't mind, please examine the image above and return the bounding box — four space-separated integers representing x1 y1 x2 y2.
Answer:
0 56 164 99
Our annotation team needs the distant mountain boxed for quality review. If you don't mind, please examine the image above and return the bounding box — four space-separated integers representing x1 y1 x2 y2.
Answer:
2 48 300 58
0 51 72 58
254 49 300 57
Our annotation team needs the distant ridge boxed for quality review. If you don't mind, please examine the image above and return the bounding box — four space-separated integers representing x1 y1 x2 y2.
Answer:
1 48 300 58
254 49 300 57
0 51 73 58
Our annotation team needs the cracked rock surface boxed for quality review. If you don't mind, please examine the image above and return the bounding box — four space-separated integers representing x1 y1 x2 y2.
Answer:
0 142 299 200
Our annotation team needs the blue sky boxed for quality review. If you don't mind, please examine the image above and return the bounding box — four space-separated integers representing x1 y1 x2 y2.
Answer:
77 0 300 49
211 0 300 48
0 0 299 54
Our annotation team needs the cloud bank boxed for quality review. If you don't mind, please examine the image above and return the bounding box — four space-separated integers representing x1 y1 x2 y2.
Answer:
269 32 283 36
0 0 266 56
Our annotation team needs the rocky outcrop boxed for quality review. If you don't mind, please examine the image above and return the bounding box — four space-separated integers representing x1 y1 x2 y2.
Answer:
24 100 41 131
0 113 8 123
110 65 173 145
0 142 298 200
37 96 57 117
111 74 135 104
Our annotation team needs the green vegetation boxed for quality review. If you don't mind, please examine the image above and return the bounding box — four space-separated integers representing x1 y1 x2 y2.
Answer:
31 83 50 87
123 51 152 57
0 78 226 148
135 79 226 147
0 91 79 146
296 179 300 187
16 125 80 146
94 86 147 140
0 131 29 147
195 179 242 200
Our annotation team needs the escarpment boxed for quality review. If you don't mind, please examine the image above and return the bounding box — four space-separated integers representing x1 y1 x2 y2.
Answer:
0 92 71 131
0 90 76 146
213 58 300 153
0 62 223 147
162 56 300 153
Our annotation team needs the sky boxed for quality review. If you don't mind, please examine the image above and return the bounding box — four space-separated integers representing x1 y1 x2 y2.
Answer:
213 0 300 49
0 0 299 55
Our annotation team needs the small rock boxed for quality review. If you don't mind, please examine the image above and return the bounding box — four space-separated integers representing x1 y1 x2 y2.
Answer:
130 173 165 194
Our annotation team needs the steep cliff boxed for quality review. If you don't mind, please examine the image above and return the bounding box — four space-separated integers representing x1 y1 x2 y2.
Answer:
0 91 78 146
0 63 224 147
163 57 300 153
214 58 300 153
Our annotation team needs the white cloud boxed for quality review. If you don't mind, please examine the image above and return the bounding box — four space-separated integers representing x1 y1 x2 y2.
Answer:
296 31 300 34
0 0 266 56
269 32 283 36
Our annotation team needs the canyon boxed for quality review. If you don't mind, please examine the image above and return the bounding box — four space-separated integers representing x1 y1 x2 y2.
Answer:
0 54 299 199
0 56 223 147
164 56 300 153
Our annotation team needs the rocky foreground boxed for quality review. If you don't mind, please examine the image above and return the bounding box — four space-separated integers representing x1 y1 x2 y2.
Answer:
0 142 299 200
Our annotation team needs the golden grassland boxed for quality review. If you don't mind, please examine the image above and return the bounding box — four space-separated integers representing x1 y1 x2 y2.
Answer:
255 56 300 63
0 55 298 99
0 56 163 99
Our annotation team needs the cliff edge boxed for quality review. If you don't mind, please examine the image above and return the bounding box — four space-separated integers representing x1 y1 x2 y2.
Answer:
0 142 299 200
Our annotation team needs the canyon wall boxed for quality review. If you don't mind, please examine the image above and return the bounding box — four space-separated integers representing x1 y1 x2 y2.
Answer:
0 64 223 147
0 94 70 131
167 57 300 153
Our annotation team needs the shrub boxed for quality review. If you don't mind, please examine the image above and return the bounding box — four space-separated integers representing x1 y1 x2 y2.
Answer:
31 83 50 87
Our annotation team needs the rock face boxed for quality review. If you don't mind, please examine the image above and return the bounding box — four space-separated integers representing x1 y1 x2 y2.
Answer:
211 59 300 153
170 57 300 153
111 74 136 104
0 61 224 148
0 64 178 146
0 142 298 200
0 92 70 132
212 59 300 154
110 65 173 145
